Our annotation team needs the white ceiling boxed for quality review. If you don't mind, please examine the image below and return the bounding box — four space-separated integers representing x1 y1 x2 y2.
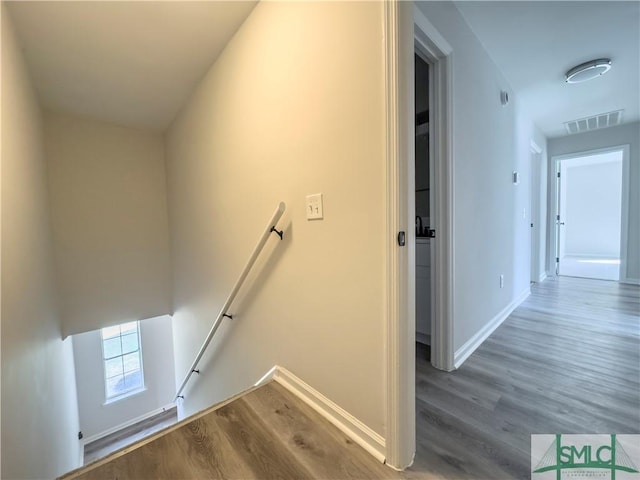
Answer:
6 1 638 138
454 1 640 138
6 1 257 131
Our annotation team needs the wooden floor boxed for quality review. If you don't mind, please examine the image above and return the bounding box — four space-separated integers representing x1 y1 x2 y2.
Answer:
83 408 177 464
62 381 400 480
405 276 640 479
62 276 638 480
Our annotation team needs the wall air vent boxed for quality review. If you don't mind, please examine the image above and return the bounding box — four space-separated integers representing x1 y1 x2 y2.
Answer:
563 110 623 135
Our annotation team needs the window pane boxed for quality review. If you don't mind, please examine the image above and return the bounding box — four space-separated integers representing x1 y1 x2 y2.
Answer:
101 325 120 340
103 321 144 400
123 369 143 390
121 333 139 354
106 375 126 398
103 337 122 359
120 322 137 335
105 357 123 379
122 352 140 374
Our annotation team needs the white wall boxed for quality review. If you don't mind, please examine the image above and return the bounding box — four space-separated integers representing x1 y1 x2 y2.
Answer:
561 155 622 257
415 2 537 352
166 1 388 436
548 122 640 282
44 113 172 337
72 315 176 440
1 6 82 478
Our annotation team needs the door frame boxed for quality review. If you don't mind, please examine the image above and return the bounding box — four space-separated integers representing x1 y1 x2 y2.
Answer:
530 141 543 283
414 6 454 373
550 144 630 281
383 1 454 470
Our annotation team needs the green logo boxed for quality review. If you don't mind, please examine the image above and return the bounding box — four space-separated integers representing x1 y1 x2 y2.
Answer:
532 434 639 480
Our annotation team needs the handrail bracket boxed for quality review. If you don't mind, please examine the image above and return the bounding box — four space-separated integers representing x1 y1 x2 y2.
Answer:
270 226 283 240
173 202 287 402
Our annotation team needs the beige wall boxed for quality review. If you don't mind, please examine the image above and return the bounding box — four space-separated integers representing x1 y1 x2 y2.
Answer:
166 1 388 436
1 6 81 478
44 113 172 337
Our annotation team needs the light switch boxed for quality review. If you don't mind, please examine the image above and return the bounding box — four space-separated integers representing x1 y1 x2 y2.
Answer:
306 193 323 220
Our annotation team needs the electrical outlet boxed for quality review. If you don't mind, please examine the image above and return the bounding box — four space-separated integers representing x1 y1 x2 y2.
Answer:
306 193 323 220
500 274 504 288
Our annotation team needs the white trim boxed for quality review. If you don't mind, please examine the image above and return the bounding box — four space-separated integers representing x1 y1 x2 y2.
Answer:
413 6 453 55
384 0 416 471
529 144 543 283
620 147 631 281
454 287 530 368
382 1 455 471
103 386 147 406
538 272 548 283
254 365 277 386
101 320 145 403
413 3 455 374
256 366 386 464
621 278 640 285
82 403 176 445
78 438 85 468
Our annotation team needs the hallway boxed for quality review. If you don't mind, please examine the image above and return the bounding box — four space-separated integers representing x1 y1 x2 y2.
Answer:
407 276 640 479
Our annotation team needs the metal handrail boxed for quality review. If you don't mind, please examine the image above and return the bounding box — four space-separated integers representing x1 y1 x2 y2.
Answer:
174 202 286 400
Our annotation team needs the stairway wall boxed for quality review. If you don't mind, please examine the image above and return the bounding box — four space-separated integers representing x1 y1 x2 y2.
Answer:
165 1 388 438
1 6 82 478
72 315 176 440
44 112 173 337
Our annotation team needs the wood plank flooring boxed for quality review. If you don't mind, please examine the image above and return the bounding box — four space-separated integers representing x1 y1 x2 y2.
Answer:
404 276 640 479
83 408 177 464
62 381 400 480
62 276 638 480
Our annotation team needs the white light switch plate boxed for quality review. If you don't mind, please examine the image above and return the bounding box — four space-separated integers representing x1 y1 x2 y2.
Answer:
306 193 323 220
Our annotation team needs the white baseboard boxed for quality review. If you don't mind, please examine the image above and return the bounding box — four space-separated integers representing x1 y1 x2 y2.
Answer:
256 365 386 463
621 277 640 285
538 272 548 283
82 403 176 445
454 287 530 369
78 439 85 468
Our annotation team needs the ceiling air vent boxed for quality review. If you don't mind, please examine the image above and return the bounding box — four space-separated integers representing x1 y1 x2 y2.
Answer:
564 110 623 135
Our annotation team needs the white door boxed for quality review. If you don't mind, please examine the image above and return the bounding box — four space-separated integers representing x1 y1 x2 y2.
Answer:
556 150 624 281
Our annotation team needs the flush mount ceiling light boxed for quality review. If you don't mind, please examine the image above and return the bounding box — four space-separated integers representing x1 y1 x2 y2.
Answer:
565 58 612 83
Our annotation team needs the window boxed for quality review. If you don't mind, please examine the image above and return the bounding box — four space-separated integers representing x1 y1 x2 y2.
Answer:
101 321 144 401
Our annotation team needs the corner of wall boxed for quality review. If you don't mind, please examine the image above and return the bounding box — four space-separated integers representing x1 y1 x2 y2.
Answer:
1 6 82 477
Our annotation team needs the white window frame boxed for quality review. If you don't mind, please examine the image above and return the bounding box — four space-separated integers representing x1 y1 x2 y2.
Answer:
101 321 145 403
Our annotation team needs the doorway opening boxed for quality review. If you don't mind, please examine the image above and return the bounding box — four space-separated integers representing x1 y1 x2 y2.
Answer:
412 6 454 374
414 52 432 357
553 146 629 281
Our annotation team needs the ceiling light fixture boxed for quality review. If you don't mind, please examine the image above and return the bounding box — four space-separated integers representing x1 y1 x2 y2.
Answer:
565 58 612 83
